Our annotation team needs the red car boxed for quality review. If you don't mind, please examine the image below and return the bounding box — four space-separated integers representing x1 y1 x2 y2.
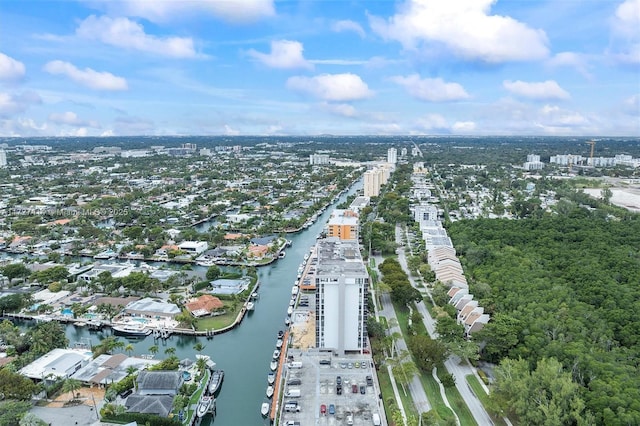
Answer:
352 384 358 393
320 404 327 415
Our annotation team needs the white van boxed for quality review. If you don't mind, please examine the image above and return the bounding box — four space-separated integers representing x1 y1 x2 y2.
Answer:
288 361 303 369
284 402 300 412
286 388 301 398
372 413 381 426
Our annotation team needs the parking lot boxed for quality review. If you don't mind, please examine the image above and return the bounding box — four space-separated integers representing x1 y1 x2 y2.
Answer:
279 350 384 426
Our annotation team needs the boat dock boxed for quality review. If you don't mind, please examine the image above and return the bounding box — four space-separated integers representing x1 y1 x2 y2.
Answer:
269 329 290 423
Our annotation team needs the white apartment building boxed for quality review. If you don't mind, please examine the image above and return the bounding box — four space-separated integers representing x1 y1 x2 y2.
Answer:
315 237 368 355
413 202 439 225
309 153 330 165
0 149 6 167
387 147 397 164
363 169 382 197
523 153 544 170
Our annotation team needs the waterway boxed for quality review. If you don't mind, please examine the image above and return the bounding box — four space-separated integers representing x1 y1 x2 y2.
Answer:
41 179 361 426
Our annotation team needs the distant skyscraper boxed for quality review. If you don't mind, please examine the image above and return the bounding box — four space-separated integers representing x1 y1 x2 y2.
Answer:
315 237 368 354
387 147 397 164
0 149 6 168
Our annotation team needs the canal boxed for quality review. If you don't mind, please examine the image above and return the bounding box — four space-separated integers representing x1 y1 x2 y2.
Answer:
58 179 362 426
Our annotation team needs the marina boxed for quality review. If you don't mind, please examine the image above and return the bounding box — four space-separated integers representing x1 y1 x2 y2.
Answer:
4 179 361 426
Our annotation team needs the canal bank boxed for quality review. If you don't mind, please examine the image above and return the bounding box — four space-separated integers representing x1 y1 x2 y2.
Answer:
14 178 362 426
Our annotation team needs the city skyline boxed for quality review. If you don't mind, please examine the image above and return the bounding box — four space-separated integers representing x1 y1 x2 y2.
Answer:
1 0 639 137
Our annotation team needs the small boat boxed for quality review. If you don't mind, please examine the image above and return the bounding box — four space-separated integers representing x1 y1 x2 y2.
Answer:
276 338 283 349
266 385 274 398
196 396 213 418
246 301 255 311
251 292 259 299
208 370 224 396
273 349 280 359
267 372 275 385
112 323 151 337
287 306 293 315
261 402 270 417
277 330 284 339
94 249 117 259
278 251 286 259
270 360 278 371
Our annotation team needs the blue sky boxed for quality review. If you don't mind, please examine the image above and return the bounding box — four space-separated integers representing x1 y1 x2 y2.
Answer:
0 0 638 137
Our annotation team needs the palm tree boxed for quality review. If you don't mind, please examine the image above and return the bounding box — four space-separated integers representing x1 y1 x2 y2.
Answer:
193 342 205 354
164 347 176 356
62 378 82 402
124 343 134 356
126 365 138 376
148 345 159 357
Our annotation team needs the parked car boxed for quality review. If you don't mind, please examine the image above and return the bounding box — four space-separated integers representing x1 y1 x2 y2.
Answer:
352 384 358 393
360 385 366 394
288 378 302 386
336 376 342 385
320 404 327 415
329 404 335 415
336 385 343 395
366 375 373 386
319 359 331 365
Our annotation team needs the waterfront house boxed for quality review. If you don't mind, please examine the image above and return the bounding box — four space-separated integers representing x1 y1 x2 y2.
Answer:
123 297 180 319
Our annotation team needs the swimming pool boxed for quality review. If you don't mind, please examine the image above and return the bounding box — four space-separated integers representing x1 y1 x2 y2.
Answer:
62 308 73 315
132 318 148 324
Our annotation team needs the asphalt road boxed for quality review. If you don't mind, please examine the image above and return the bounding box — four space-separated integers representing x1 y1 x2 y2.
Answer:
395 224 494 426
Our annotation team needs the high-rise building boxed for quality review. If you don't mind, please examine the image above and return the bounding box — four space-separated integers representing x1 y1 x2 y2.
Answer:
363 169 381 197
387 147 397 164
326 209 359 240
315 237 369 354
0 149 7 168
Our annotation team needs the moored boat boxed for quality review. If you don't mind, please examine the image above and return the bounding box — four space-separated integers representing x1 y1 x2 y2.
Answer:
276 338 283 349
270 360 278 371
267 372 275 385
266 385 274 398
261 402 270 417
196 396 213 418
112 323 151 337
273 349 280 359
246 301 255 311
208 369 224 396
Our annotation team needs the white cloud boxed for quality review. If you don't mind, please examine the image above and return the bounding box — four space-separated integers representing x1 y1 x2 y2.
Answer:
224 124 240 135
391 74 470 102
286 73 373 102
44 60 128 91
113 115 154 135
322 102 358 117
609 0 640 64
247 40 313 70
369 0 549 63
540 104 588 126
452 121 477 132
100 0 275 23
0 91 42 115
612 0 640 38
0 53 26 81
503 80 570 100
547 52 592 79
76 15 198 58
331 20 366 38
49 111 100 128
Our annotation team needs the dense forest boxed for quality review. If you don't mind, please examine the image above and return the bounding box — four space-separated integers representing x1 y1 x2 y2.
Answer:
448 210 640 424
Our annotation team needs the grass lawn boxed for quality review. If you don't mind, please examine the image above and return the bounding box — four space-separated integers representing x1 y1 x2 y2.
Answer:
418 372 456 423
195 305 240 331
466 375 508 426
441 372 477 426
